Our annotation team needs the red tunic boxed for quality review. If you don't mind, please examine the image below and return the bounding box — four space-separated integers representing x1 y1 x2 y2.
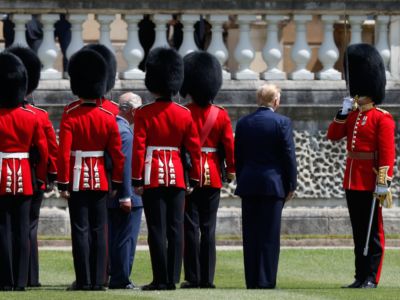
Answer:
0 106 48 196
132 99 201 189
327 105 395 191
26 104 58 179
186 103 235 188
57 102 124 191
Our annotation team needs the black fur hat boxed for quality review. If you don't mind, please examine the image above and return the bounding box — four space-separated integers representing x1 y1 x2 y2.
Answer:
181 51 222 106
145 47 184 97
8 46 41 96
0 52 27 108
344 43 386 104
83 43 117 93
68 48 108 99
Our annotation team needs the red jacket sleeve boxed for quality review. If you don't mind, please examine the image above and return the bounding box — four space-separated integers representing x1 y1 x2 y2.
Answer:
132 109 147 186
42 114 58 181
184 115 201 182
57 115 73 189
327 111 348 141
106 118 125 184
378 113 396 179
220 110 235 175
32 119 49 184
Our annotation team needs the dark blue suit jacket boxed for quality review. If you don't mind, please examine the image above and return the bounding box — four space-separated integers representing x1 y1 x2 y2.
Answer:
108 116 142 208
234 107 297 198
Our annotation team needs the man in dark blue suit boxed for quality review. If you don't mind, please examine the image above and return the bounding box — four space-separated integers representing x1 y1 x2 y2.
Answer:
235 84 297 289
108 92 143 289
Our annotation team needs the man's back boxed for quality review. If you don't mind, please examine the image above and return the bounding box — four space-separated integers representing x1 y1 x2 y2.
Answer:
235 107 296 198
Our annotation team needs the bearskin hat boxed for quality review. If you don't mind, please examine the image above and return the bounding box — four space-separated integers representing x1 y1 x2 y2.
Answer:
180 51 222 106
68 48 108 99
83 43 117 93
8 46 41 96
344 43 386 104
145 47 184 97
0 52 27 108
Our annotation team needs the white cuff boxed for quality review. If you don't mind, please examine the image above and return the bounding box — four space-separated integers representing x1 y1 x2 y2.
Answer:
119 197 131 203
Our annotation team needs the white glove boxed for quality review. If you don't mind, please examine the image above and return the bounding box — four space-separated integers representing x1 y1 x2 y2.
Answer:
341 96 354 115
374 184 393 208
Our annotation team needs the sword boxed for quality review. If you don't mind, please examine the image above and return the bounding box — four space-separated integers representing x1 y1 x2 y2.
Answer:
363 197 377 256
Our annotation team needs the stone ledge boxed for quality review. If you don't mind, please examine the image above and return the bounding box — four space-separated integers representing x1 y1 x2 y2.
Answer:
38 206 400 237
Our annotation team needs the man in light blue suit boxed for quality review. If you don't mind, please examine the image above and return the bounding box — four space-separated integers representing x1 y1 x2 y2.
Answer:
108 92 143 289
235 84 297 289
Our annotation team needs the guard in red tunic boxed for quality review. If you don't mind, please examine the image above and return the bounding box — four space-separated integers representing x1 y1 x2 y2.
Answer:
0 52 48 291
179 51 235 289
8 46 59 288
131 47 201 291
61 44 119 116
58 48 124 291
327 44 395 289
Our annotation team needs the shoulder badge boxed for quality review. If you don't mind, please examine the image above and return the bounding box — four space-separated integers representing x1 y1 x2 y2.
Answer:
213 104 225 110
376 107 389 114
174 102 190 111
99 106 113 116
137 102 155 110
20 107 36 114
66 104 81 114
31 106 48 114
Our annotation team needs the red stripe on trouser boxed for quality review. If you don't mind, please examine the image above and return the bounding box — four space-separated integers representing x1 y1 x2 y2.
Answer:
375 207 385 284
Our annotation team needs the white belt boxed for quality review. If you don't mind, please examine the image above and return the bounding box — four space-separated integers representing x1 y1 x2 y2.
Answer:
201 147 217 153
0 152 29 188
71 150 104 191
145 146 179 185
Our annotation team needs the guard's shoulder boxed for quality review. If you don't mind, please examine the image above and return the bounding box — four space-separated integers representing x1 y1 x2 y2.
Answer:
64 99 81 110
31 105 48 114
19 106 36 115
174 102 190 111
65 103 81 114
213 104 225 111
375 107 390 115
98 106 113 116
137 102 154 111
109 100 119 107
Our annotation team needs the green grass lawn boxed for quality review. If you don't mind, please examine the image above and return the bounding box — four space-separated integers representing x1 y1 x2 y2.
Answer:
0 249 399 299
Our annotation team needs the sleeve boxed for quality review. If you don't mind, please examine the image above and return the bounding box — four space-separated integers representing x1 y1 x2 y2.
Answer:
132 110 147 186
280 118 297 193
43 114 59 182
184 115 201 182
32 119 49 184
220 110 235 176
119 127 133 199
107 119 125 186
57 115 73 191
234 120 243 179
327 110 348 141
377 113 396 181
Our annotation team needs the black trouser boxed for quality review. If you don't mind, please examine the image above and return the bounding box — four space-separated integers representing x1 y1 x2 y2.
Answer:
346 190 385 284
68 191 108 288
28 190 44 286
142 187 185 285
0 196 31 288
183 188 220 285
241 196 284 289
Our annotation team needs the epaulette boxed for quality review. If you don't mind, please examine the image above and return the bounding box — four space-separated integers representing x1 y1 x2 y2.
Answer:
31 106 48 114
174 102 190 111
65 99 81 109
20 106 36 114
65 104 81 114
376 107 389 114
109 100 119 107
99 106 113 116
213 104 225 110
137 102 155 110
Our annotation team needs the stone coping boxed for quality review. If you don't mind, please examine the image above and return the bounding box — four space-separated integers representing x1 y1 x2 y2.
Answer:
3 0 400 14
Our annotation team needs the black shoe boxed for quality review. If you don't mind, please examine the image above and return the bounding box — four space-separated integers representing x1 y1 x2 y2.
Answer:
199 283 216 289
141 282 168 291
361 280 377 289
0 286 13 291
342 279 364 288
167 283 176 290
66 284 92 291
27 283 42 288
92 285 107 291
13 287 26 292
109 282 138 290
180 281 199 289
